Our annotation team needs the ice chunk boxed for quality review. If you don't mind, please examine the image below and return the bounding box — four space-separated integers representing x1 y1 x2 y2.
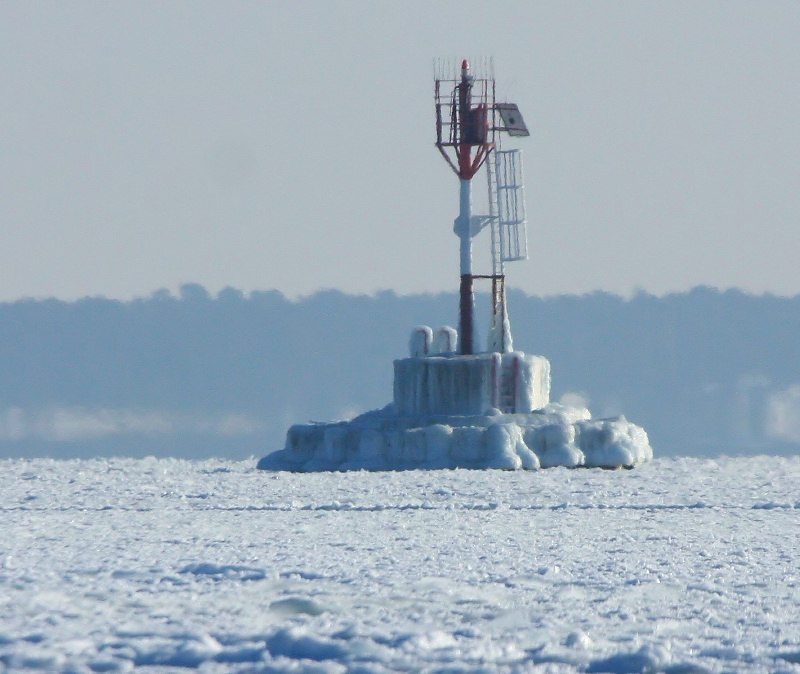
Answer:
578 416 654 468
450 426 486 464
484 423 523 470
424 424 453 467
526 421 584 468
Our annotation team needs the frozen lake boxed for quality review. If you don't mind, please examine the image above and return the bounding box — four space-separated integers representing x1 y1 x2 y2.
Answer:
2 456 799 672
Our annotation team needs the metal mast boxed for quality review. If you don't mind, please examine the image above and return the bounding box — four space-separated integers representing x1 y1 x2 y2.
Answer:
434 58 529 355
435 59 495 355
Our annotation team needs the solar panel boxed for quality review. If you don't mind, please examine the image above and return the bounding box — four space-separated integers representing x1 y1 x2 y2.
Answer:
496 103 529 137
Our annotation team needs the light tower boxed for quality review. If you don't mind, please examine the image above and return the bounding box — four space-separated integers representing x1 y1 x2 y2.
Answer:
435 58 529 355
257 59 654 472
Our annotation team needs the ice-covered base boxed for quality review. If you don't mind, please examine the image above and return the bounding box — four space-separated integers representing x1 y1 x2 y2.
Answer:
257 403 652 472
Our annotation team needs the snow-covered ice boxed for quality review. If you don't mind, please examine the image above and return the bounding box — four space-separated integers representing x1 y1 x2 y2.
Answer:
2 456 799 672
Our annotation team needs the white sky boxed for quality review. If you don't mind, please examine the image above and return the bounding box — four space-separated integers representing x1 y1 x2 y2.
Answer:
1 1 798 301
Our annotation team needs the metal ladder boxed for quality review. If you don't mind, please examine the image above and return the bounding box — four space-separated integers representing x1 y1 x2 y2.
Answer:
494 149 528 266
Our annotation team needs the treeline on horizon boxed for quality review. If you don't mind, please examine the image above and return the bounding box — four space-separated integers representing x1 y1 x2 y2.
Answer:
7 282 799 306
1 284 799 458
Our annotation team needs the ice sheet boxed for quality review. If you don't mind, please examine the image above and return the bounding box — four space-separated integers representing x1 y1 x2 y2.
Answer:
2 456 798 673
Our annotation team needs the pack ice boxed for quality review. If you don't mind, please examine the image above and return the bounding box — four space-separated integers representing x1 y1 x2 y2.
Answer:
258 325 653 472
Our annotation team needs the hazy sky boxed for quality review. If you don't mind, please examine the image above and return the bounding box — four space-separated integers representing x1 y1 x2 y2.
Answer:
2 1 798 302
